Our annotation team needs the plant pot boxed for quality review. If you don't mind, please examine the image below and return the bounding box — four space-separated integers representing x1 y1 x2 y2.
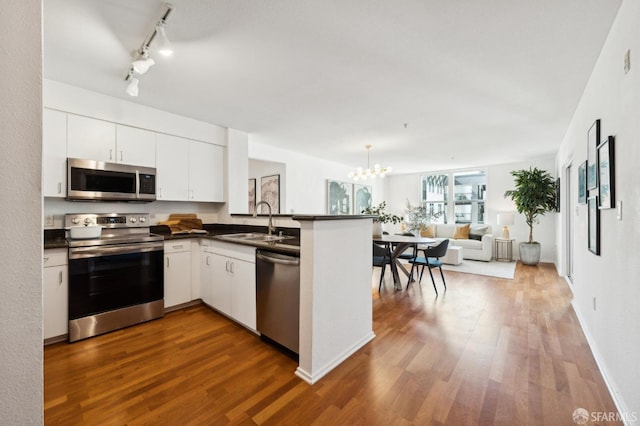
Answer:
372 221 383 237
519 242 541 265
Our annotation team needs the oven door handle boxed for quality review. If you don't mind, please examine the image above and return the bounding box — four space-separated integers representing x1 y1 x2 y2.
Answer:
69 242 164 259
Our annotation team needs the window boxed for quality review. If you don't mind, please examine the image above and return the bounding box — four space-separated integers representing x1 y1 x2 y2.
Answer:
420 170 486 224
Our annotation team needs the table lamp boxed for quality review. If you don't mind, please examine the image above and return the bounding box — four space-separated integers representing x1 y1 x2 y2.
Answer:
497 213 514 239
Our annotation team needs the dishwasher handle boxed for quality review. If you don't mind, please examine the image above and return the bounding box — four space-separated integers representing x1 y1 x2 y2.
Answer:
256 250 300 266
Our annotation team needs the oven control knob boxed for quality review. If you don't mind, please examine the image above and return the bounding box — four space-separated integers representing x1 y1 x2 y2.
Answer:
71 217 80 225
84 218 93 225
129 217 137 223
138 217 146 223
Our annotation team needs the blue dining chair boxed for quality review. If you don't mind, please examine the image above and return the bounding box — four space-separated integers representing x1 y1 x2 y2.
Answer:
407 239 449 294
372 242 392 292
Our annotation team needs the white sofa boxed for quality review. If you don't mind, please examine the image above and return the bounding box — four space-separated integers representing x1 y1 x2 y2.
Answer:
428 224 494 262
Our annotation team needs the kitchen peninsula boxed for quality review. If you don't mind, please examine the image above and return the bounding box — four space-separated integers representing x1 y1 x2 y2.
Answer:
292 214 375 384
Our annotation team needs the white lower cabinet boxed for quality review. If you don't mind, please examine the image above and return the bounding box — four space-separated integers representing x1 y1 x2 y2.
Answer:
164 240 192 309
201 240 256 331
43 249 68 340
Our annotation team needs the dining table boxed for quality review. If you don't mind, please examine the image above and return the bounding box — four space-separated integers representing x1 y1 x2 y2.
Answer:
373 234 436 290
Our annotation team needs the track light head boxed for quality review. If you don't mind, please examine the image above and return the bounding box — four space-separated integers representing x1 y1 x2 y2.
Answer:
132 48 155 74
155 21 173 57
126 76 139 97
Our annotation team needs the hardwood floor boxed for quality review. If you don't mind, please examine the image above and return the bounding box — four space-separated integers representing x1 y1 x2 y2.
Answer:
44 263 621 425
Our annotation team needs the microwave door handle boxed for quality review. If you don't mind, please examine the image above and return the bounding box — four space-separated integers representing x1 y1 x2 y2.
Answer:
135 170 140 199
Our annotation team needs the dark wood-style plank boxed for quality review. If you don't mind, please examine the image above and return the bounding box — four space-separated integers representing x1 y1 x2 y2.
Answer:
44 262 621 425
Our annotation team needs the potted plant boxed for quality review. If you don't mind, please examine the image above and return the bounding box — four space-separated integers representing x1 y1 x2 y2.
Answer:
361 201 403 236
504 167 557 265
404 200 443 234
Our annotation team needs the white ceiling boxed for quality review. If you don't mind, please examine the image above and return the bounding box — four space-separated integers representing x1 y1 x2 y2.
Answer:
43 0 621 174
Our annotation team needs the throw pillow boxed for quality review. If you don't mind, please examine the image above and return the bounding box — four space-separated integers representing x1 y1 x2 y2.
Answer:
419 225 435 238
469 226 488 241
452 224 470 239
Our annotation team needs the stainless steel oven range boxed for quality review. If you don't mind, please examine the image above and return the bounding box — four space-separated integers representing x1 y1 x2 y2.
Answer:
66 213 164 342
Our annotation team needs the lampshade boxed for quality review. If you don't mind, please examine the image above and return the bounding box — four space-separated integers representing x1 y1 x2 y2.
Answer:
497 213 515 226
132 54 155 74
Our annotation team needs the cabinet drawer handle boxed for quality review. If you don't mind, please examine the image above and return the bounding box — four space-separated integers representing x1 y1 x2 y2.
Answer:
109 148 113 160
229 261 234 274
166 257 170 268
172 245 183 250
206 256 210 266
57 182 62 194
120 150 123 162
58 270 63 285
44 257 49 263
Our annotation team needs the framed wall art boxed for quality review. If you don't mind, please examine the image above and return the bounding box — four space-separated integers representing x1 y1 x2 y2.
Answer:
588 195 600 255
555 177 561 212
326 180 353 215
260 174 280 214
597 136 615 209
353 184 372 214
587 119 600 190
578 160 587 204
248 178 256 214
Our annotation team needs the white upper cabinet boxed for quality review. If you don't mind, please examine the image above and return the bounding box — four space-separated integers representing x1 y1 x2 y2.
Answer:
156 133 189 201
67 114 156 167
189 140 224 202
115 125 156 167
67 114 116 162
42 108 67 197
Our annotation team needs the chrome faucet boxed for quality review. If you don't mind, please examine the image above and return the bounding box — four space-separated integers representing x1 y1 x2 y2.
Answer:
254 201 276 235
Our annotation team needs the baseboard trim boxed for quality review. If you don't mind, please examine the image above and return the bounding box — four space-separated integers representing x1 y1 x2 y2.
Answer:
571 301 632 424
295 331 376 385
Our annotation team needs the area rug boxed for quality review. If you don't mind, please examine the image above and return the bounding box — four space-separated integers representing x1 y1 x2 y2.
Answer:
441 259 516 279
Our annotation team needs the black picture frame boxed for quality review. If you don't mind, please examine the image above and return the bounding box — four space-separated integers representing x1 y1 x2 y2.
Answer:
588 196 600 255
555 177 560 212
578 161 587 204
587 119 600 190
597 136 615 209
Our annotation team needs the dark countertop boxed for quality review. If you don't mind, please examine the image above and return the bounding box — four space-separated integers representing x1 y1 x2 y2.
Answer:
152 223 301 255
44 223 302 254
44 229 67 250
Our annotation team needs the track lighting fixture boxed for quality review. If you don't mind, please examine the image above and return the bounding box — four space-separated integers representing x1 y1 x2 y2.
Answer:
155 22 173 57
123 3 173 96
126 74 139 97
131 48 155 75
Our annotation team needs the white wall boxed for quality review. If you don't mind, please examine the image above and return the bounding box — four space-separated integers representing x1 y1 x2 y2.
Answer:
249 140 384 214
556 0 639 418
44 79 226 145
0 0 43 422
385 157 557 262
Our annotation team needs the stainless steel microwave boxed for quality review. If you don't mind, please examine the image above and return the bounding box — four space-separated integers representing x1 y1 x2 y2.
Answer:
67 158 156 201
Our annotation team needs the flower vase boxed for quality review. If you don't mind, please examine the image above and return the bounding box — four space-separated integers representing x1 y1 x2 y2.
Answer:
372 221 383 237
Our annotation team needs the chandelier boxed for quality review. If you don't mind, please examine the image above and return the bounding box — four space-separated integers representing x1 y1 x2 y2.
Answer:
348 144 392 181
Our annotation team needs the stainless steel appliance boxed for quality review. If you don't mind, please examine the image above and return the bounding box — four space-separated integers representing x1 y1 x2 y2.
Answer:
67 158 156 201
66 213 164 342
256 250 300 355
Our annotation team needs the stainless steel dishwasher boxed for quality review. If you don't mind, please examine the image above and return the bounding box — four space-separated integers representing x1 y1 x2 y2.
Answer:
256 250 300 356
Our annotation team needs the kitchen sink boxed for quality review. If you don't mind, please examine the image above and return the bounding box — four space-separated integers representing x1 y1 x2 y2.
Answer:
218 232 294 242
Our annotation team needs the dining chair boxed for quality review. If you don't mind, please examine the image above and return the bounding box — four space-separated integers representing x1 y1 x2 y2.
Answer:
394 231 418 261
407 239 449 294
372 242 392 292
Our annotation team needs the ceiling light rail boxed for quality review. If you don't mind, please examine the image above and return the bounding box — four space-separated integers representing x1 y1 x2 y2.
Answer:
123 3 174 96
